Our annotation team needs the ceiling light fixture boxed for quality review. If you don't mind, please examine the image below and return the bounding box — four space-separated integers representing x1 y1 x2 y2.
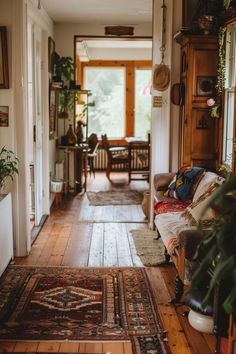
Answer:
77 41 90 62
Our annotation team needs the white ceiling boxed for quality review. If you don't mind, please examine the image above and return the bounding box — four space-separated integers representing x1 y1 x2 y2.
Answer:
41 0 152 25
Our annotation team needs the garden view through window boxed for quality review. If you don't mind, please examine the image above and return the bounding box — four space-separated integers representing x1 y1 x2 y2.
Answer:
84 67 125 138
134 68 152 137
84 66 152 138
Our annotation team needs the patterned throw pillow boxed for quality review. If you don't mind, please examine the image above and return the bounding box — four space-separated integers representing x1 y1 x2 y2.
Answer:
164 166 205 201
181 177 224 227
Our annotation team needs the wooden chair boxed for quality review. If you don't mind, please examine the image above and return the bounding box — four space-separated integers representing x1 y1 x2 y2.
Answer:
87 133 99 177
101 134 130 181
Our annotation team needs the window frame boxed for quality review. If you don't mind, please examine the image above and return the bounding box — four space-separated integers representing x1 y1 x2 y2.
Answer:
79 60 152 144
223 22 236 171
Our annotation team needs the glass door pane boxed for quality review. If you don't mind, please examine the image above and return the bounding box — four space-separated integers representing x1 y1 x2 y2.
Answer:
134 68 152 138
84 67 125 138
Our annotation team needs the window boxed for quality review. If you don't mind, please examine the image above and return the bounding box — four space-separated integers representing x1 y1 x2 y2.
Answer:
82 61 152 140
134 68 152 137
223 24 236 168
84 67 125 138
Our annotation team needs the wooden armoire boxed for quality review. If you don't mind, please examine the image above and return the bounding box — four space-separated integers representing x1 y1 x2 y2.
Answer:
175 34 220 171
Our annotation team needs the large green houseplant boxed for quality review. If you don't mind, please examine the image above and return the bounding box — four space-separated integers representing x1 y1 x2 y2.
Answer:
190 174 236 316
0 146 19 193
53 52 75 85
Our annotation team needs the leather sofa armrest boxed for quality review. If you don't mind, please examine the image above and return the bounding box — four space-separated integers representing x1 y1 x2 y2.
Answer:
153 172 175 192
178 229 207 260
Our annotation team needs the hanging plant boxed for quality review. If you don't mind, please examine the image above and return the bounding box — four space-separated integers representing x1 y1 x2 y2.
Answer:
216 26 226 96
207 26 226 118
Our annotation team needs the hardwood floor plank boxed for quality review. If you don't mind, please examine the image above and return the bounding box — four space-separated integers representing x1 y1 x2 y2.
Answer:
78 342 86 353
88 223 104 266
13 342 39 352
59 342 79 352
62 223 92 266
84 342 103 353
102 342 125 354
37 341 60 352
115 223 133 266
103 223 118 266
0 341 16 352
123 341 133 354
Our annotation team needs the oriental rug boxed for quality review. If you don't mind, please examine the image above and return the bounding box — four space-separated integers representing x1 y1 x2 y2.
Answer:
87 190 144 205
0 266 170 353
131 229 166 266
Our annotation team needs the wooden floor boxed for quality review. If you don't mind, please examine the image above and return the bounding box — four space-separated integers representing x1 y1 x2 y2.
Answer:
0 172 216 354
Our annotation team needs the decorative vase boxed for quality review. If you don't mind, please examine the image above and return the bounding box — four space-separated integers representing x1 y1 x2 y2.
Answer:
66 124 77 145
142 191 150 219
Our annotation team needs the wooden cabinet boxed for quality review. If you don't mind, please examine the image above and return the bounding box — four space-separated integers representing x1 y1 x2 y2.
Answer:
176 34 220 170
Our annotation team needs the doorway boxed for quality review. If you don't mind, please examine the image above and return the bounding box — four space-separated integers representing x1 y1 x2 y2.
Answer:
27 20 46 243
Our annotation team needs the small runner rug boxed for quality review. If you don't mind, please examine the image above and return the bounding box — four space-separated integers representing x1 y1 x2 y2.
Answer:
0 266 170 354
131 229 166 266
87 190 144 205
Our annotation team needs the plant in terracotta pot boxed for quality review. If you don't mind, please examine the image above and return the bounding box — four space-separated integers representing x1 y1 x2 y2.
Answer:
0 146 19 193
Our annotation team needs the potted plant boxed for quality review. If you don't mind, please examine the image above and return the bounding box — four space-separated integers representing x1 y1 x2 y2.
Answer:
0 146 19 194
50 175 64 193
53 52 75 86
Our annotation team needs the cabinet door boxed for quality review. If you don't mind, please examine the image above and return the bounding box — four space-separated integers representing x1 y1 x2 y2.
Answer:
190 108 217 169
179 36 219 170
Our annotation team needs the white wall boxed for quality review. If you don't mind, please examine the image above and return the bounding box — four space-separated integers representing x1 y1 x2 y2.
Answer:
0 0 55 257
87 47 152 61
149 0 182 226
55 22 152 58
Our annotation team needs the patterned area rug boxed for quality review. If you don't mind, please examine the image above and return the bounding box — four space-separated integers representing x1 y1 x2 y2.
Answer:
0 266 170 354
87 190 144 205
131 229 166 266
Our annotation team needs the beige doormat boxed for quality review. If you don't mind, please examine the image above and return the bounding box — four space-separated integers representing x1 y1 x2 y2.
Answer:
131 229 166 266
87 190 144 206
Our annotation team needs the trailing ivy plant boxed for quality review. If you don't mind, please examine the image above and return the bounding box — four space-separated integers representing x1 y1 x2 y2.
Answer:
224 0 236 9
0 146 19 192
207 26 226 118
216 26 226 96
190 174 236 315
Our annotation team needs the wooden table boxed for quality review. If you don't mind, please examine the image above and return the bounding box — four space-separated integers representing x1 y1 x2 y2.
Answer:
57 144 88 193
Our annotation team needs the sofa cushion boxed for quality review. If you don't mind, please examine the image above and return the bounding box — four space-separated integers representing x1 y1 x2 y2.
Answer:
193 171 222 202
155 212 194 255
164 166 205 201
154 199 190 214
181 177 224 227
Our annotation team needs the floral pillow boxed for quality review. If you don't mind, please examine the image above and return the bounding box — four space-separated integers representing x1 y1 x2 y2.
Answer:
164 166 205 201
181 178 224 227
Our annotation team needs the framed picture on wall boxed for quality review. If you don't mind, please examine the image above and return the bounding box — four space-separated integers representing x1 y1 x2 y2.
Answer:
49 85 56 139
182 0 199 28
0 106 9 127
0 27 9 89
48 36 55 74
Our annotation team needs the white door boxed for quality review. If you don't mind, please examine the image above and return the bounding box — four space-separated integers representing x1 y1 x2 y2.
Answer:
33 26 43 226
